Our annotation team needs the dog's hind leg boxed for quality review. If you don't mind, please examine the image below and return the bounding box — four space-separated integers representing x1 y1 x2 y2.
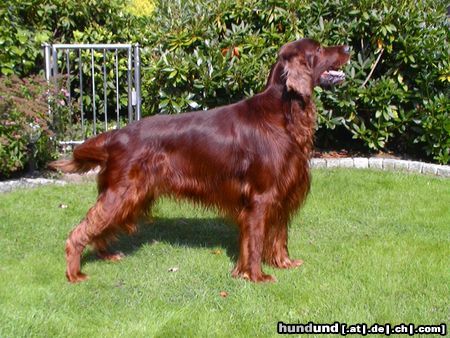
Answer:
65 218 92 283
65 197 114 283
91 195 155 262
65 185 147 283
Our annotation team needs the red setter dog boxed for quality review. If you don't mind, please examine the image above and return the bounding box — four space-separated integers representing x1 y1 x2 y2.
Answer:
51 38 350 283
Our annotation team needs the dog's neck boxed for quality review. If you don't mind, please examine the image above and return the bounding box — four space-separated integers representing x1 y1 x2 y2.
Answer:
285 99 316 157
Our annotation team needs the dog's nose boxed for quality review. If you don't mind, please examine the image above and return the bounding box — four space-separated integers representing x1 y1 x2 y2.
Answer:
343 45 351 54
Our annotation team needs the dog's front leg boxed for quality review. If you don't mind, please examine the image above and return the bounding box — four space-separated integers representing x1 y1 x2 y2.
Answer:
263 219 303 269
232 201 276 283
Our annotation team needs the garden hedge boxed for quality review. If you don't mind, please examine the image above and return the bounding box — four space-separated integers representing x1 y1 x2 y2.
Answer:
0 0 448 177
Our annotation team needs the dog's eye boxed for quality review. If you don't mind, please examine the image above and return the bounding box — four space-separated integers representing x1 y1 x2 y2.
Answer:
316 47 322 53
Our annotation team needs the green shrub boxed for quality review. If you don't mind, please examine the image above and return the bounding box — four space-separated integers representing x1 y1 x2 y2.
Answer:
126 0 156 17
0 76 56 177
412 93 450 164
139 0 449 163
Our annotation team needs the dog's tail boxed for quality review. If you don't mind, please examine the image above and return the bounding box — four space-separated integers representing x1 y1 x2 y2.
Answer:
49 132 111 174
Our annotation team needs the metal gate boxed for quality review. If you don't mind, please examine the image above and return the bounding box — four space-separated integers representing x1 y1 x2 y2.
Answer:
43 43 141 144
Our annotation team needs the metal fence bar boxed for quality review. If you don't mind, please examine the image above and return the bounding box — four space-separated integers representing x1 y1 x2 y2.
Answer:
115 49 120 128
91 48 96 135
43 43 52 119
103 49 108 131
78 49 85 137
134 43 141 120
43 43 51 81
65 49 72 117
51 46 58 126
51 46 58 78
127 48 132 122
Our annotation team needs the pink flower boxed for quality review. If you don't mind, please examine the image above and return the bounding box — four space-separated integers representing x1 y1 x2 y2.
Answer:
61 88 69 98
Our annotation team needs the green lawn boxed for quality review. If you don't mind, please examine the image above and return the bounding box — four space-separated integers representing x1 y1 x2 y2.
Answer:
0 169 448 337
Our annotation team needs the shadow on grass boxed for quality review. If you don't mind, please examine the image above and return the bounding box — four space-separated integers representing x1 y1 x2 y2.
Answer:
84 217 240 263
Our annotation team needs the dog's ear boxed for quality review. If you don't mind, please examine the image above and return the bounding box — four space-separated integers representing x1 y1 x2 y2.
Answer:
284 57 313 101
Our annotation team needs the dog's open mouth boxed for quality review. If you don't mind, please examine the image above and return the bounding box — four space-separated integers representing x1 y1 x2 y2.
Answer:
319 70 346 87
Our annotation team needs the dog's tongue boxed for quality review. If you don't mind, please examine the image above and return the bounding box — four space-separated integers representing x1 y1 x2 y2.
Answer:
320 70 346 86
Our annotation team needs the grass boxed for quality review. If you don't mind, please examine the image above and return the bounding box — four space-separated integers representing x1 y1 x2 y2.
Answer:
0 169 449 337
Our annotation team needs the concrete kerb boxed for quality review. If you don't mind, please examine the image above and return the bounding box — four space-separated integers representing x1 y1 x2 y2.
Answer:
0 178 67 193
310 157 450 178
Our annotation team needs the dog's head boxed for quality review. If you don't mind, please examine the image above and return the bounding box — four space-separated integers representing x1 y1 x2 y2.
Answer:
274 38 351 101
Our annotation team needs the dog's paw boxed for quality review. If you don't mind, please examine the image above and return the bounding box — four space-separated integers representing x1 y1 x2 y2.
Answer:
66 271 89 283
286 259 304 268
279 258 304 269
231 268 277 283
267 257 304 269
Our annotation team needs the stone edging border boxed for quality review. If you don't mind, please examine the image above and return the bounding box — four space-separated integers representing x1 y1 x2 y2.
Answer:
310 157 450 178
0 178 66 193
1 157 449 193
